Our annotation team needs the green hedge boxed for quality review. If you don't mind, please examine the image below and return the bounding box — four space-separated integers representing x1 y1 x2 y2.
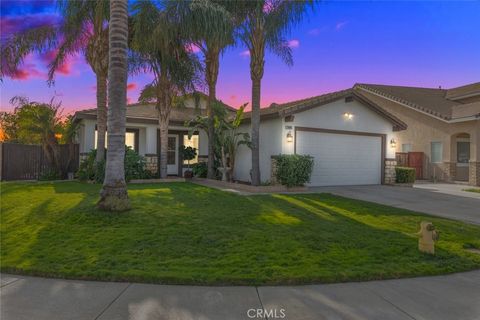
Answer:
395 167 416 184
274 154 314 187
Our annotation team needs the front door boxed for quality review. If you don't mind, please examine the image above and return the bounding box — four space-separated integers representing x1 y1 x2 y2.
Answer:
456 140 470 181
167 135 178 175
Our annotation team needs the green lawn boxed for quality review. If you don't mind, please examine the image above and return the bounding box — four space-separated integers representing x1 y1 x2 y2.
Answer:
464 188 480 193
1 181 479 285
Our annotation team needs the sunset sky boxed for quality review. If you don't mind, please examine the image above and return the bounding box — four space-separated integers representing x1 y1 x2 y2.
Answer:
1 1 479 115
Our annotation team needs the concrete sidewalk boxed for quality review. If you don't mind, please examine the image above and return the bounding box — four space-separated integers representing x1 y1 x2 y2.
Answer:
2 270 480 320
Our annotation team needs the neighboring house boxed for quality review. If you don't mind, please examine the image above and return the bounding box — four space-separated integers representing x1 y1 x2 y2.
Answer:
74 81 479 187
355 82 480 186
74 94 236 176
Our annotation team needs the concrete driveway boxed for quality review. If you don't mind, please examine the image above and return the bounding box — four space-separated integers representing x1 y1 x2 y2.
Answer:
2 271 480 320
309 184 480 225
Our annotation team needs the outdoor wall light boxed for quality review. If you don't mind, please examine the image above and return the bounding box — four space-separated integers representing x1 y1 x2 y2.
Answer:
390 138 397 148
343 112 354 120
286 131 293 143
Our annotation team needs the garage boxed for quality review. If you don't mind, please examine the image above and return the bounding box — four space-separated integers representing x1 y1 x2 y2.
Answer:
295 129 384 186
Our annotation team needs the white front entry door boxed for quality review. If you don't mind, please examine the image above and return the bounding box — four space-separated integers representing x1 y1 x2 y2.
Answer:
167 135 178 175
296 130 382 186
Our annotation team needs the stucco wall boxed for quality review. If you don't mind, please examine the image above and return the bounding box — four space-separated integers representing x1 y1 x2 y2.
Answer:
234 118 283 183
358 88 480 181
282 98 397 158
234 97 396 184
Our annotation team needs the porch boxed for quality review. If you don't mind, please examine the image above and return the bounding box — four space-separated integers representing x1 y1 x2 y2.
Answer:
77 119 208 177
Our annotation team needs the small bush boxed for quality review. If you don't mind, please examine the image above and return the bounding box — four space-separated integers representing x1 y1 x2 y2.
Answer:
395 166 416 184
192 162 207 178
39 168 60 181
77 147 151 183
274 154 314 187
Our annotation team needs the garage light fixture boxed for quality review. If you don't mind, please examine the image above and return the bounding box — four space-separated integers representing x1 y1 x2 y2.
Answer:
390 139 397 148
286 131 293 143
343 112 354 120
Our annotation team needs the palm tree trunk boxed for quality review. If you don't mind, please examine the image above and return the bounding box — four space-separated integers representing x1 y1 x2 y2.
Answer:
251 75 261 186
158 107 169 179
206 48 220 179
98 0 130 211
95 73 107 163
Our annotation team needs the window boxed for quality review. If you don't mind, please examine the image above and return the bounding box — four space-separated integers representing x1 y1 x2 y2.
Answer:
95 129 138 152
430 142 443 163
402 143 412 153
183 135 199 164
457 141 470 164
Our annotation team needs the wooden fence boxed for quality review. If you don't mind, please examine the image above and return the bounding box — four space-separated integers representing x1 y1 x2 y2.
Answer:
0 143 79 181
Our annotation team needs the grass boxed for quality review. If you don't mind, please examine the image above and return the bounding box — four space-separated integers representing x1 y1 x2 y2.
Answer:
1 181 479 285
464 188 480 193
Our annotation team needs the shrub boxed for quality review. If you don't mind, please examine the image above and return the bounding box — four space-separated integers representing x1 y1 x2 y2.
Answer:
395 166 416 184
77 147 151 183
39 168 60 181
192 161 207 178
274 154 314 187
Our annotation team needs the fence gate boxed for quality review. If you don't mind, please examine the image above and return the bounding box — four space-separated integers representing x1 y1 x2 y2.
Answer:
0 143 79 181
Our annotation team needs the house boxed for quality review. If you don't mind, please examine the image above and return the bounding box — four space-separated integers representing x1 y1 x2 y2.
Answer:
354 82 480 186
74 94 236 176
74 82 479 187
234 89 407 186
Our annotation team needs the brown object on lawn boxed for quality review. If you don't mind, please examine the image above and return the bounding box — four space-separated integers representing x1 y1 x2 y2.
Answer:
417 221 439 254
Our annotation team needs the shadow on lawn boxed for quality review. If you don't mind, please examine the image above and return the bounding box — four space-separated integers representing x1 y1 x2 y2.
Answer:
2 181 479 285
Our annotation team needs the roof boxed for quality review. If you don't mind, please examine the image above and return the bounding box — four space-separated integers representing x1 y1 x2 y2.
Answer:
74 93 236 124
356 83 480 121
445 82 480 100
242 88 408 131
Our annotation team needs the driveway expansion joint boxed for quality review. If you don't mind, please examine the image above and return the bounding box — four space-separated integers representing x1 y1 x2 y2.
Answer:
94 282 131 320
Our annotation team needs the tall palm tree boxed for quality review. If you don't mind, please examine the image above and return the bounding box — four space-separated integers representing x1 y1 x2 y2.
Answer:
173 0 236 179
1 1 110 164
98 0 130 211
130 1 201 179
239 0 313 185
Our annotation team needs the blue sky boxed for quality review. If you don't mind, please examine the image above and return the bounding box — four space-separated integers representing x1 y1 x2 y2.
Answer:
1 1 479 113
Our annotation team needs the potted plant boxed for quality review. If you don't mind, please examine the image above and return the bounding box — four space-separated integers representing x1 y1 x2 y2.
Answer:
181 145 197 179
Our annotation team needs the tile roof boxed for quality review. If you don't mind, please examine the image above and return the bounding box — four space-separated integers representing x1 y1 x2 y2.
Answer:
242 88 408 130
445 82 480 100
75 104 208 123
356 83 480 120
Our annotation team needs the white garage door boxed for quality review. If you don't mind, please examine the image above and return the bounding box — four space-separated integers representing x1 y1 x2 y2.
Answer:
296 130 382 186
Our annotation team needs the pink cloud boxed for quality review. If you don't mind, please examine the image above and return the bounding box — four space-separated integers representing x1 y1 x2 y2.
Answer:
0 14 60 41
39 49 74 75
185 43 201 54
127 83 137 91
10 64 43 80
308 26 328 36
240 50 250 57
336 21 348 31
286 39 300 48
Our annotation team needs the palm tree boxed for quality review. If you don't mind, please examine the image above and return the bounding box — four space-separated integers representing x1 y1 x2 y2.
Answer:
130 1 201 179
238 0 313 185
98 0 130 211
1 1 110 164
173 0 236 179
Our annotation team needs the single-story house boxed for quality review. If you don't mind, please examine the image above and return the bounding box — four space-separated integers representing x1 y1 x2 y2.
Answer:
74 81 479 186
74 93 237 176
354 82 480 186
